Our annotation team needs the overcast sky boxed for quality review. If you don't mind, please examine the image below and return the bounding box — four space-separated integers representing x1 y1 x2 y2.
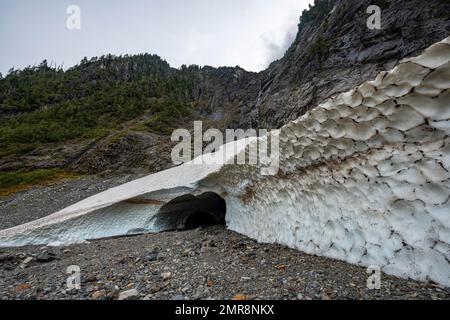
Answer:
0 0 314 75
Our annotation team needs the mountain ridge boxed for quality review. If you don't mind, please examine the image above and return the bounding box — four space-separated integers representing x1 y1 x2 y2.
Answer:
1 0 449 179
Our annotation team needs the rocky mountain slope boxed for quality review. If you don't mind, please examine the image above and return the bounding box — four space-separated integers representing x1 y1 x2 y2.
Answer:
0 56 258 175
0 0 449 179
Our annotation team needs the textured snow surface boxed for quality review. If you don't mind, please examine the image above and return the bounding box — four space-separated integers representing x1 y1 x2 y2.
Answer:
1 38 450 286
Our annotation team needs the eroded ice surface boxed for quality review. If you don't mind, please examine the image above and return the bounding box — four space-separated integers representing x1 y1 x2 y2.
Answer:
1 38 450 286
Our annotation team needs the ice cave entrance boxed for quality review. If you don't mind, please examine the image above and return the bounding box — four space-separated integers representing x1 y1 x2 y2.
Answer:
152 192 226 231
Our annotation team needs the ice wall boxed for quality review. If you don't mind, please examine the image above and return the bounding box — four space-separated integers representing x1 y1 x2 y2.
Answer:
222 38 450 286
0 38 449 286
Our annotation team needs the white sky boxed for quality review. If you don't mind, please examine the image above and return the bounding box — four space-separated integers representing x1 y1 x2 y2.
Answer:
0 0 314 74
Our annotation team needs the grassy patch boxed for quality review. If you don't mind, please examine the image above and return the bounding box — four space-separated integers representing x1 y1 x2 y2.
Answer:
0 169 80 198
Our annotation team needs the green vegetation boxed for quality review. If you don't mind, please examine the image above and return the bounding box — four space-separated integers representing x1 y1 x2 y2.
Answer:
0 169 79 197
0 55 200 158
0 55 208 195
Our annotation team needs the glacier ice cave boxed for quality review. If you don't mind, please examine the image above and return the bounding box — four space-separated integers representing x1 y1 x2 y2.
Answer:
0 37 450 287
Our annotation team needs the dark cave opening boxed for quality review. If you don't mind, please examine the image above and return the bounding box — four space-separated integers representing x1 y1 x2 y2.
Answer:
151 192 226 231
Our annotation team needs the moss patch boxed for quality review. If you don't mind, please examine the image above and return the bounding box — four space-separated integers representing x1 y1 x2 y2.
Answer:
0 169 80 198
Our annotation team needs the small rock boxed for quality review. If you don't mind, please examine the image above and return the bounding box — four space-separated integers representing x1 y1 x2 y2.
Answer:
118 289 139 300
171 295 186 300
161 272 172 281
12 283 31 294
146 253 157 261
15 253 26 259
84 275 97 283
91 290 106 300
202 240 216 248
36 251 57 263
321 293 331 300
150 284 162 293
232 294 248 301
20 257 33 268
182 249 192 257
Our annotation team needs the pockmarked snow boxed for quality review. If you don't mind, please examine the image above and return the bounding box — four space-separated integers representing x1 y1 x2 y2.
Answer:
1 38 450 287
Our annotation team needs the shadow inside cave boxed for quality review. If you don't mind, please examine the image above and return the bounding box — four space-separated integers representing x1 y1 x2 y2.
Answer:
151 192 226 231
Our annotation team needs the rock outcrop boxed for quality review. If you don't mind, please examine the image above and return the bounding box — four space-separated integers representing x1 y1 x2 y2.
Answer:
239 0 450 130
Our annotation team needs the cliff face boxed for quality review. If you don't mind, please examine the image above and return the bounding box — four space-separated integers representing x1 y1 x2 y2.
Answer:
1 0 449 175
240 0 450 129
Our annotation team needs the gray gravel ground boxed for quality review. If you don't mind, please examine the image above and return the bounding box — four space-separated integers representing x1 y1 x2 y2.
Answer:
0 174 139 230
0 177 449 300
